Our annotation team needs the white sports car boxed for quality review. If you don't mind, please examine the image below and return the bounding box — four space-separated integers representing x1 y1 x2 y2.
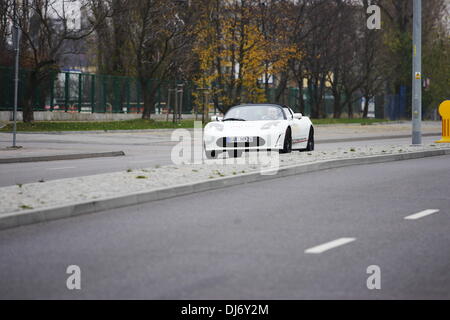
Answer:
204 104 314 159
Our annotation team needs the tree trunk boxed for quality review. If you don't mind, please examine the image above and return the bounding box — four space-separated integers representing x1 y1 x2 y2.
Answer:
22 73 37 123
22 96 34 123
212 93 223 114
310 79 321 119
311 76 326 119
308 85 317 118
347 97 354 119
332 90 342 119
331 68 341 118
275 72 288 104
141 82 155 120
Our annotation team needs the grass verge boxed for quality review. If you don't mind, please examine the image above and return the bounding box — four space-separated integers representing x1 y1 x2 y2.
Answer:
0 118 387 132
0 119 196 132
311 118 387 125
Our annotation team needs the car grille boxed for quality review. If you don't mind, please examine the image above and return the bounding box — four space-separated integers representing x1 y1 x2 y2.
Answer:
216 137 266 148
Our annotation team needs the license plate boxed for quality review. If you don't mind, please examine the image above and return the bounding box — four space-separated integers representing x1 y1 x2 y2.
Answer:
227 137 254 143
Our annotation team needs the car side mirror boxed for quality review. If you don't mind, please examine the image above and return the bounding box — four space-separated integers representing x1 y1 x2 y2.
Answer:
211 115 223 122
293 113 303 120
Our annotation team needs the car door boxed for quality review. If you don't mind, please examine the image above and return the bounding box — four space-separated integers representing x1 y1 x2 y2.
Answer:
298 114 311 142
290 107 310 144
284 107 301 142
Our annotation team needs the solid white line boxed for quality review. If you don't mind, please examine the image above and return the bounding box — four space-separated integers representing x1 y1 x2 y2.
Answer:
305 238 356 254
404 209 440 220
47 167 76 171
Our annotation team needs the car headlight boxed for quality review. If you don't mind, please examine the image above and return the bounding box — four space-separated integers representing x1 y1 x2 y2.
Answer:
261 121 280 130
206 123 224 132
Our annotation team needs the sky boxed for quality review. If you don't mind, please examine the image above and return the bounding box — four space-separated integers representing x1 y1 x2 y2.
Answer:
49 0 82 30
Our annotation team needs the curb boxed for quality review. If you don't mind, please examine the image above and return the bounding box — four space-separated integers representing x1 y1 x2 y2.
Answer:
317 132 440 144
0 151 125 164
3 129 182 135
1 148 449 231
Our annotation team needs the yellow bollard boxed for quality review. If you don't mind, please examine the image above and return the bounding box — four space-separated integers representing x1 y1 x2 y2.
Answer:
436 100 450 143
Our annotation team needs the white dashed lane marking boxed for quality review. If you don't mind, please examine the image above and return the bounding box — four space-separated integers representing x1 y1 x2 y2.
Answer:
404 209 440 220
305 238 356 254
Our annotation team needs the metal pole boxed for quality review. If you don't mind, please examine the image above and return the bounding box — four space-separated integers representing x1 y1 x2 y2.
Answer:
177 84 184 124
412 0 422 145
201 90 205 125
12 0 21 148
173 87 177 123
195 101 198 121
198 88 208 125
166 88 171 122
203 90 209 126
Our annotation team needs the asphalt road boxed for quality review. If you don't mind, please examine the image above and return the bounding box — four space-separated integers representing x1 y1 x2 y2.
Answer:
0 155 449 299
0 135 441 187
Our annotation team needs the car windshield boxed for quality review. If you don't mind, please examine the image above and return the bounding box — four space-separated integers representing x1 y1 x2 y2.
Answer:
223 105 285 121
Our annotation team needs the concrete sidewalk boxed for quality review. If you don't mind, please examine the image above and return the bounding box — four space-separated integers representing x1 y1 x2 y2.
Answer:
0 121 442 163
315 121 441 141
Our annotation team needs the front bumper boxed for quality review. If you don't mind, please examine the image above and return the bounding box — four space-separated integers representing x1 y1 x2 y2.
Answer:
204 131 285 152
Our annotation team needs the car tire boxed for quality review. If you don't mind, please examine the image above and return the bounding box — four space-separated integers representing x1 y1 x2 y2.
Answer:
306 128 315 151
205 150 217 159
280 129 292 154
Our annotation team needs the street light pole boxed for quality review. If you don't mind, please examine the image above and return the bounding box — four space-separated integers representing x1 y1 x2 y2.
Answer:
412 0 422 145
11 0 21 148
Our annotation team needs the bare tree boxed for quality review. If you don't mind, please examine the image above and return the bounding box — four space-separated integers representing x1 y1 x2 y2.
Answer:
12 0 108 122
300 0 336 118
377 0 448 114
0 0 12 65
126 0 197 119
88 0 133 75
359 0 384 118
325 0 352 119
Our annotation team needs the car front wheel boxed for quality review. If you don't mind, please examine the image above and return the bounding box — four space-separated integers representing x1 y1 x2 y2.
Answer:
306 128 315 151
280 129 292 154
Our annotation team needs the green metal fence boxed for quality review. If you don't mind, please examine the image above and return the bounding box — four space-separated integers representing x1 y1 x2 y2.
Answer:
265 86 362 116
1 66 368 117
0 67 195 114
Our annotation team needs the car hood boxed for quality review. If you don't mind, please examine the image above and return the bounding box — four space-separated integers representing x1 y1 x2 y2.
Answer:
218 120 283 135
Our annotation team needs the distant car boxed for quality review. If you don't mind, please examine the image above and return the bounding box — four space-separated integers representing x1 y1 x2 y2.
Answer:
204 104 314 159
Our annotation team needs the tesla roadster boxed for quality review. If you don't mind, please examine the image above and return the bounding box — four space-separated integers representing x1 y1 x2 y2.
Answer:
204 104 314 159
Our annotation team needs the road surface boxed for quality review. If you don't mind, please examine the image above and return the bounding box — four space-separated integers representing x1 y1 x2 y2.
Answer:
0 155 449 299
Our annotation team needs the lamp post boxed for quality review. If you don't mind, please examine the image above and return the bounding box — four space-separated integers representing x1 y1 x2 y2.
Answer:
412 0 422 145
11 0 21 149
